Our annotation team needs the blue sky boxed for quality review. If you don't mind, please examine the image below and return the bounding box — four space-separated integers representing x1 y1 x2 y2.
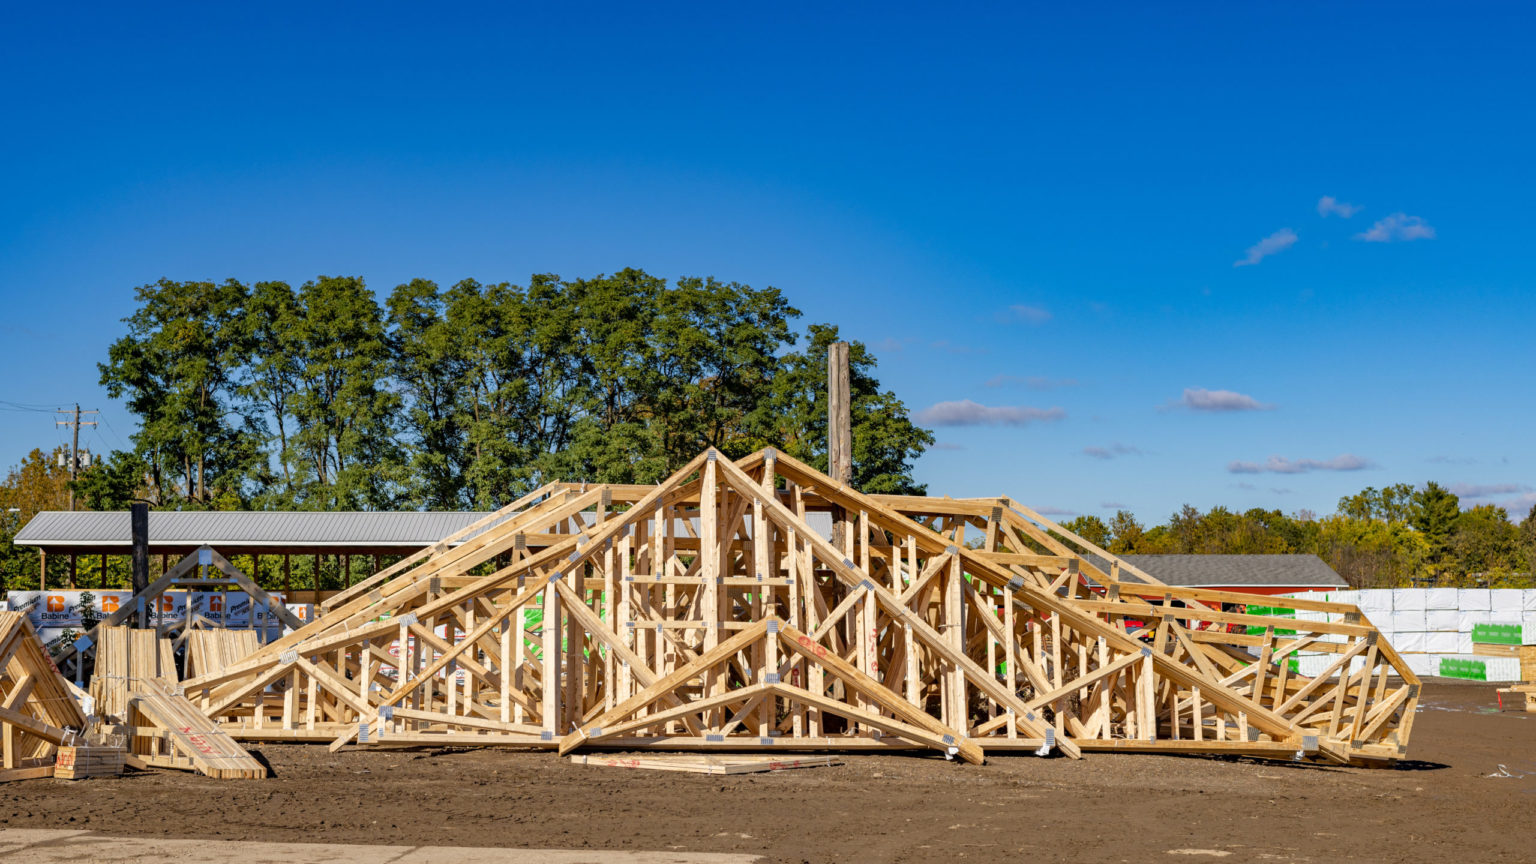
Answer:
1 3 1532 521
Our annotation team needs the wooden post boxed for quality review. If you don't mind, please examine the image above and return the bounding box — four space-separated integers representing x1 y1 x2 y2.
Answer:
131 502 150 601
99 553 106 590
827 340 852 486
39 549 46 590
284 554 292 598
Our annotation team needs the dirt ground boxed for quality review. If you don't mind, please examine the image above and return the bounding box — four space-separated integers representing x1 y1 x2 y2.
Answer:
3 680 1533 863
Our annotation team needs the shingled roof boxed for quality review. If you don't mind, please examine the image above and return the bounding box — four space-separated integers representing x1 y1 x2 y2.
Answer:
1086 553 1346 589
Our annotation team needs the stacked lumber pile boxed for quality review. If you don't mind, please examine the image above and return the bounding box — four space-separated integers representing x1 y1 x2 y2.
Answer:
127 679 266 779
180 449 1418 765
568 753 837 774
186 629 261 680
0 612 88 782
88 626 177 722
55 730 127 780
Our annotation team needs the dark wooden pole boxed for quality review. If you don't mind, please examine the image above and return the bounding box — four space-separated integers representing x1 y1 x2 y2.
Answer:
131 502 150 600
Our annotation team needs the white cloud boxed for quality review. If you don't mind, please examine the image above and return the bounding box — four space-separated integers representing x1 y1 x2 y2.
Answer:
1317 196 1362 218
1034 506 1076 516
1227 454 1374 474
914 399 1066 427
1009 304 1052 324
1083 443 1144 460
1100 501 1129 509
1173 387 1274 412
1448 482 1531 499
1355 212 1435 242
1234 228 1298 267
1492 492 1536 519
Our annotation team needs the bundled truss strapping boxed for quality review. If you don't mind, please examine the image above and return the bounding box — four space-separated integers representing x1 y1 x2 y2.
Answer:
179 449 1418 765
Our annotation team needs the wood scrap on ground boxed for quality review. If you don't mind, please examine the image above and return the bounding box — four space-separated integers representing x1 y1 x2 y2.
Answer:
568 753 838 774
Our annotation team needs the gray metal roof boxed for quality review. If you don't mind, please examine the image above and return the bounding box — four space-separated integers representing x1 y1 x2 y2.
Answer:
1086 553 1346 588
14 510 503 550
13 509 838 553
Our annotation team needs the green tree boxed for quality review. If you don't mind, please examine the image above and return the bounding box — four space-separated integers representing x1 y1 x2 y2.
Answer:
1105 510 1143 553
1061 515 1110 551
1410 481 1461 570
99 279 263 507
286 276 404 508
749 324 933 493
241 280 305 502
1451 504 1521 578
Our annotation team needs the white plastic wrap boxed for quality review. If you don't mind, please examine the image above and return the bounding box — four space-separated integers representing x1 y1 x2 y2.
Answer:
1424 587 1458 610
1491 589 1524 615
1391 610 1427 632
1424 631 1458 653
1392 589 1427 612
1458 588 1492 611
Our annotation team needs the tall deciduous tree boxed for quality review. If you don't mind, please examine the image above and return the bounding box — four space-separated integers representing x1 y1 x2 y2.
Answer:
287 276 404 508
99 279 262 507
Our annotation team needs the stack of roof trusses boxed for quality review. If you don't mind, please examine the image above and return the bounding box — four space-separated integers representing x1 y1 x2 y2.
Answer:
179 449 1417 765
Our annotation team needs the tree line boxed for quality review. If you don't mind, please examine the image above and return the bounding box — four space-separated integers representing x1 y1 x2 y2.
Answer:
79 270 934 512
1061 482 1536 588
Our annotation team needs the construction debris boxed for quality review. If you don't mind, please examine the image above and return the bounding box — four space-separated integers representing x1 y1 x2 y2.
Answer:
568 753 838 774
172 448 1417 766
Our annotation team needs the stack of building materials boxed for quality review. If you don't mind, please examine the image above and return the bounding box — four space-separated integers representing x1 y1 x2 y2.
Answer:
178 448 1419 766
0 612 89 782
1284 588 1536 681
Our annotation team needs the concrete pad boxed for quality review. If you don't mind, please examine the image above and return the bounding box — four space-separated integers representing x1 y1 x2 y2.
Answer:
0 829 763 864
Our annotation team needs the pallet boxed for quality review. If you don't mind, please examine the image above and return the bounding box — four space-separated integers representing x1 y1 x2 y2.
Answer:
569 753 838 774
127 681 266 779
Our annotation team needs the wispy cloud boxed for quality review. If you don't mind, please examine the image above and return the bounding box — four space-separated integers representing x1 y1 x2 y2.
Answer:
1492 492 1536 519
1008 304 1052 325
1356 213 1435 242
985 374 1078 390
930 441 966 452
1227 454 1374 474
1448 482 1531 499
1317 196 1362 218
915 400 1066 427
1083 443 1144 460
1100 501 1128 509
1167 387 1274 413
1234 228 1298 267
876 336 920 354
1034 506 1076 516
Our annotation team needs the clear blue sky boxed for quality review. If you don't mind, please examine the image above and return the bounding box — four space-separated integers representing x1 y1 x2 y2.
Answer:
1 3 1531 521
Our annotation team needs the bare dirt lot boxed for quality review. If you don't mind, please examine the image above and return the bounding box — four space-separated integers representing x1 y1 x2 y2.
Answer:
3 681 1533 863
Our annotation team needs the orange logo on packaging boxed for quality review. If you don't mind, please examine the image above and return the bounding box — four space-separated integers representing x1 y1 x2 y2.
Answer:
159 596 175 613
102 596 120 613
46 595 66 612
209 596 224 613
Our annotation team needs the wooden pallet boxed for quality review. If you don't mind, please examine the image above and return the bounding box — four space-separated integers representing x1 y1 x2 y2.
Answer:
0 613 88 783
569 753 838 774
128 680 266 779
179 448 1418 766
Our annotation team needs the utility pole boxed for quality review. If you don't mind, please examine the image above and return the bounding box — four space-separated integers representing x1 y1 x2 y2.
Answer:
827 342 852 486
55 403 98 511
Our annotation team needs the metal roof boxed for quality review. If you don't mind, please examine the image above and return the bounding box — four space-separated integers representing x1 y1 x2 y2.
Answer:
1086 553 1346 588
14 510 505 550
12 509 837 554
